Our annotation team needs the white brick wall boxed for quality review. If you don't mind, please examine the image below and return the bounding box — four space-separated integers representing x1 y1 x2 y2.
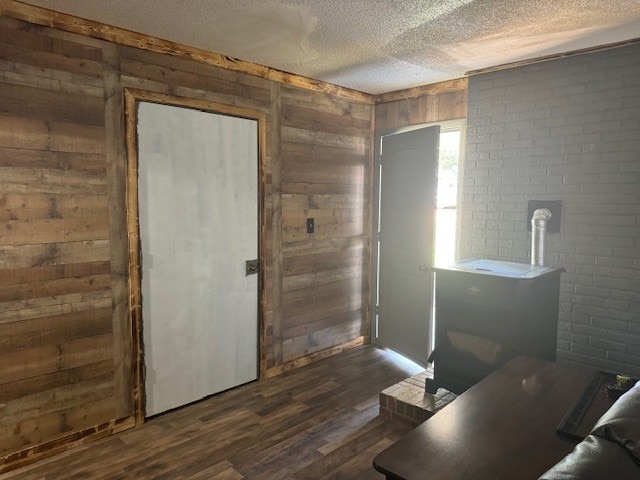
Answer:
461 45 640 375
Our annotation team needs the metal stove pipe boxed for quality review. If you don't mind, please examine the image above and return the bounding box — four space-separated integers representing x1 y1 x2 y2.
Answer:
531 208 552 266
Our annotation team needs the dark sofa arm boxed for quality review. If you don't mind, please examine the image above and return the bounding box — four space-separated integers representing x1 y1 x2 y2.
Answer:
590 380 640 465
538 435 639 480
539 380 640 479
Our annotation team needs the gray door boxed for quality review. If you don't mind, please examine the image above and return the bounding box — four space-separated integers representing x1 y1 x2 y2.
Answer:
377 126 439 365
137 102 258 417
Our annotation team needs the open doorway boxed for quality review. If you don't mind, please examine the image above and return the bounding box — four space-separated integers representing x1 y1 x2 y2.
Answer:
375 126 440 365
373 119 465 365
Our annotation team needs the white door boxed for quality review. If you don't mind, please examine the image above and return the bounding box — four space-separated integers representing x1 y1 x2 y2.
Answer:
377 126 439 365
137 102 258 417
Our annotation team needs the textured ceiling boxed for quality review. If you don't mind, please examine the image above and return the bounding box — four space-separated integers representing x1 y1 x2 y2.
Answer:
22 0 640 94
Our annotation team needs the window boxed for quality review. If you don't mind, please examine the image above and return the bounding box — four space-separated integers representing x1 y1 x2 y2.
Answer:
434 129 462 267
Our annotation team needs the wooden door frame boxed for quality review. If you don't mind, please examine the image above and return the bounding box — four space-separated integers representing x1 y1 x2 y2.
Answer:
124 88 268 424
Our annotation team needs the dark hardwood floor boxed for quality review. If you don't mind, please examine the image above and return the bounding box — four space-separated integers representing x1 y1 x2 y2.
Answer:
2 345 423 480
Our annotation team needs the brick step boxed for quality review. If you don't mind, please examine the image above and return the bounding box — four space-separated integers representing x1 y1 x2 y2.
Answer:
379 371 458 426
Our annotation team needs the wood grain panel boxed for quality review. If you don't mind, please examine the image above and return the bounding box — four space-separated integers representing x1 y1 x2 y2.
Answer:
282 126 367 151
281 162 366 186
279 85 371 366
282 289 362 326
375 83 468 132
283 242 365 275
281 142 368 166
0 360 114 404
0 60 104 97
0 82 104 125
280 182 364 195
283 265 362 293
283 220 364 243
282 278 360 312
0 272 110 303
0 115 105 154
0 306 112 355
119 56 271 105
0 167 107 196
0 261 110 287
0 290 112 325
121 58 248 98
0 0 372 104
0 40 102 77
0 193 108 221
0 332 114 386
120 74 272 113
119 44 238 81
0 217 109 245
0 14 118 471
282 324 364 362
0 9 374 471
0 148 106 171
4 375 114 424
282 309 363 339
374 77 468 103
281 103 370 136
282 193 368 210
0 240 110 269
0 21 102 62
1 382 116 455
283 208 363 227
281 86 371 120
118 44 255 86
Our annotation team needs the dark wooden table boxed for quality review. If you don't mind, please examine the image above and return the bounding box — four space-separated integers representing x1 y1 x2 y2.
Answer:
373 356 614 480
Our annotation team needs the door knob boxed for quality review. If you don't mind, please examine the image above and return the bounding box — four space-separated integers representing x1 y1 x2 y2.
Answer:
418 264 430 272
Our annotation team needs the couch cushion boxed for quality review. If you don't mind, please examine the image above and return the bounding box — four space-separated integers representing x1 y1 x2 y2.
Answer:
538 434 640 480
590 380 640 465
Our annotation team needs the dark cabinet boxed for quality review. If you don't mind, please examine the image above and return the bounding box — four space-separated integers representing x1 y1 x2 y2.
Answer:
427 259 563 394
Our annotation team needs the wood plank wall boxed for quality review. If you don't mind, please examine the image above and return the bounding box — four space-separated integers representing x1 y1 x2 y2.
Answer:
278 86 372 366
0 13 372 470
0 16 124 466
374 80 468 131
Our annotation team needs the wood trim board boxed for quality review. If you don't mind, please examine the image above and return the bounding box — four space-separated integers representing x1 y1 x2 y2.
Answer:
0 0 373 105
374 78 468 104
0 415 135 474
265 336 365 378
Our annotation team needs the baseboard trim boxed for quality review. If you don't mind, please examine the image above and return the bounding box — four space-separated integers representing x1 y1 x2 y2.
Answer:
0 415 136 474
265 336 367 379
